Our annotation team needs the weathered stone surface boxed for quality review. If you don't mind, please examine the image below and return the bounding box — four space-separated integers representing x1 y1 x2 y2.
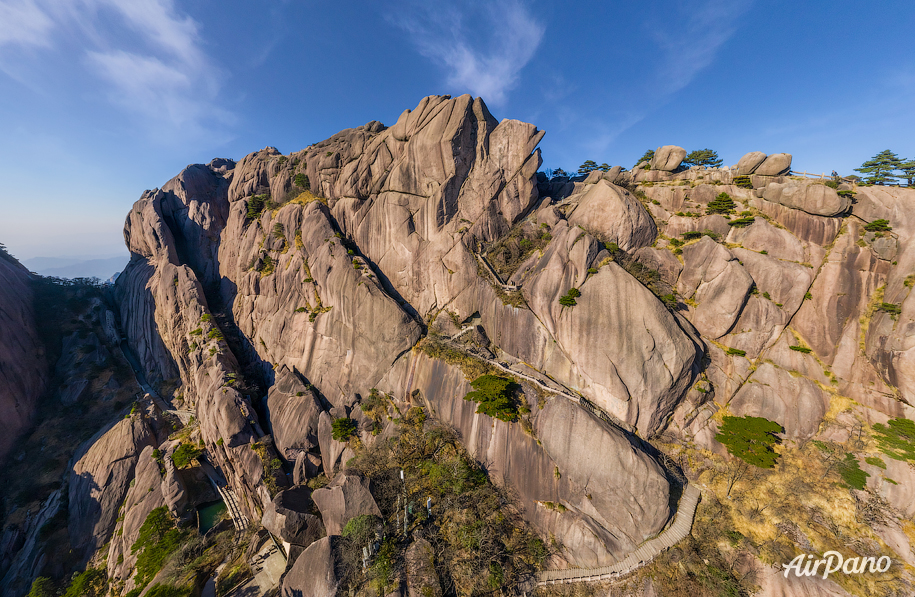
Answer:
380 352 674 568
650 145 687 171
106 444 167 592
762 182 850 216
262 486 325 547
664 214 731 239
754 153 792 176
565 180 657 251
312 473 381 536
267 367 324 459
0 252 45 464
518 225 700 434
406 535 441 597
162 441 190 519
736 151 767 175
678 237 753 338
69 416 155 559
280 536 340 597
633 247 682 287
749 195 841 246
728 363 828 441
726 218 817 264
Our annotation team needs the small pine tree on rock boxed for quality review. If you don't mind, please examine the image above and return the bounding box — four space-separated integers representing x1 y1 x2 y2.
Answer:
898 158 915 186
706 192 736 215
578 160 599 174
855 150 902 185
683 149 723 168
634 149 655 168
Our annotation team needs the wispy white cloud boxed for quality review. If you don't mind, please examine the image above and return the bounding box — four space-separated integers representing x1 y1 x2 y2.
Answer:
646 0 752 97
0 0 53 47
389 0 544 106
0 0 231 139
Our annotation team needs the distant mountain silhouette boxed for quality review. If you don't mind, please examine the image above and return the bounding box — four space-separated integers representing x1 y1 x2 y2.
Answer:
25 255 128 280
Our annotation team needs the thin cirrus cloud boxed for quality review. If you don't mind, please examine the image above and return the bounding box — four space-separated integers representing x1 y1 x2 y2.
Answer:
0 0 231 139
576 0 753 157
388 0 545 106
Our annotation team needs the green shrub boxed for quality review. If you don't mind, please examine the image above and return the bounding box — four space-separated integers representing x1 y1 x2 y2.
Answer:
726 347 746 357
273 223 285 238
837 454 870 490
332 418 358 441
463 375 519 422
728 217 755 228
171 443 202 468
257 254 275 276
131 507 186 590
144 585 191 597
864 219 892 232
788 345 811 353
189 328 202 336
62 569 108 597
558 288 580 307
804 292 812 300
27 578 56 597
864 456 886 469
733 175 753 189
878 303 901 315
872 418 915 462
294 173 310 190
200 313 212 323
245 194 269 220
706 192 736 215
715 416 783 468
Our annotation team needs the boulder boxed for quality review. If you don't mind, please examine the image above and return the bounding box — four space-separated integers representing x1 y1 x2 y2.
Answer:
725 218 810 263
633 247 683 287
293 451 322 485
762 182 850 217
754 153 792 176
565 180 657 251
69 417 155 559
267 367 324 459
727 363 828 441
280 536 340 597
317 411 348 476
736 151 767 175
678 237 753 338
406 535 442 597
261 486 325 547
312 473 381 536
650 145 687 171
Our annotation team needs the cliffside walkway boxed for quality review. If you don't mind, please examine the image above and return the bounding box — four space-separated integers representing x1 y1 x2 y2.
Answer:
537 484 701 585
474 251 520 291
200 457 249 532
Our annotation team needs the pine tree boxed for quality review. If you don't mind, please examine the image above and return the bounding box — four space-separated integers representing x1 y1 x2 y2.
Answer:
715 415 784 469
898 158 915 186
634 149 654 168
854 150 901 185
578 160 598 174
683 148 723 168
598 163 611 172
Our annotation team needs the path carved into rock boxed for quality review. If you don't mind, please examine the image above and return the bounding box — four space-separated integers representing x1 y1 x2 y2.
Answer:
537 484 701 585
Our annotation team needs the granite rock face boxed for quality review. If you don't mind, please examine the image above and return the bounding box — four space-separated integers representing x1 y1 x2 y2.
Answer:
650 145 687 171
0 252 45 464
755 152 792 175
736 151 767 175
68 416 155 560
280 536 340 597
312 473 381 536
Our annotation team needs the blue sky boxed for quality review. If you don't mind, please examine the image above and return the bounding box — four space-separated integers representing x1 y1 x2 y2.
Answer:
0 0 912 261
